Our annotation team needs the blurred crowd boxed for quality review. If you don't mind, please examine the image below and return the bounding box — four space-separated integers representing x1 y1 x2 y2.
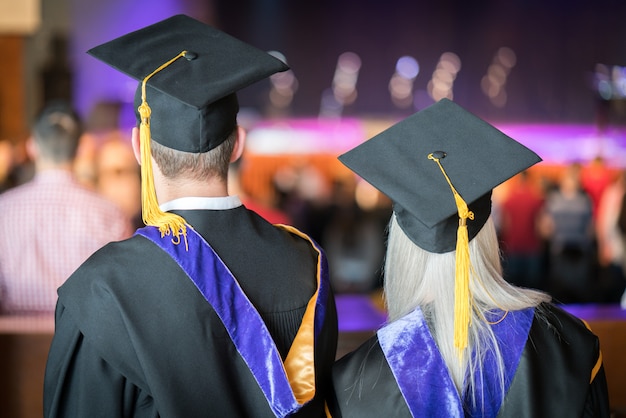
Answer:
238 153 626 306
1 102 625 313
495 157 626 306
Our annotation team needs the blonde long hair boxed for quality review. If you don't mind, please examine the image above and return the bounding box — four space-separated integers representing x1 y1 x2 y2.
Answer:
383 214 550 406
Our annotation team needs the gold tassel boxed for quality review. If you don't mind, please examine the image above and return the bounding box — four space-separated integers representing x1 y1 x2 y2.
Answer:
428 153 474 361
138 51 190 248
453 215 471 360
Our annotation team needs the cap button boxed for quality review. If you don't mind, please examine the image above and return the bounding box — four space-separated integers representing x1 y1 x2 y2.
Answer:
184 51 198 61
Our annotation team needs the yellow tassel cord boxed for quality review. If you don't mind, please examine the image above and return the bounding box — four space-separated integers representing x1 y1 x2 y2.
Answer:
428 153 474 361
138 51 190 248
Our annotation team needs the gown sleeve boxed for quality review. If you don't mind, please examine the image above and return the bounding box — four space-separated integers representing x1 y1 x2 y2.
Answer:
583 355 610 417
43 302 157 418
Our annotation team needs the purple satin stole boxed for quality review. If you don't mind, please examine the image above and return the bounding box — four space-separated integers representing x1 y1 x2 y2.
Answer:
136 226 329 418
377 306 534 418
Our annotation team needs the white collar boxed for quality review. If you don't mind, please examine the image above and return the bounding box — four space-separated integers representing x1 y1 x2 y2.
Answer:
159 195 242 211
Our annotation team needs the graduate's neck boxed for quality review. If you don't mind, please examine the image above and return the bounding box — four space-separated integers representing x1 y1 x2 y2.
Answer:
156 174 228 202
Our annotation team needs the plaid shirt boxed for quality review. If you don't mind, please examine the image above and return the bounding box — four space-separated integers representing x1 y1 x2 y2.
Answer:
0 170 134 314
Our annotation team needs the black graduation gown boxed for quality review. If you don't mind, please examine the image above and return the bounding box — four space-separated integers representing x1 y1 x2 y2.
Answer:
43 206 338 418
329 303 609 418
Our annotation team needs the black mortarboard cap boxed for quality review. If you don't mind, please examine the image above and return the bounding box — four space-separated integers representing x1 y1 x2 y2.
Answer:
339 98 542 253
87 14 289 153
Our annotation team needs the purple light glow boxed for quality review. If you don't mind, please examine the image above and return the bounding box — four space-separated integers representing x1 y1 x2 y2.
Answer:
497 123 626 167
70 0 197 126
335 294 387 332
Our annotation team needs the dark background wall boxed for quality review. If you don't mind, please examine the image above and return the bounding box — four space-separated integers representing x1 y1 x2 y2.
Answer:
213 0 626 124
62 0 626 126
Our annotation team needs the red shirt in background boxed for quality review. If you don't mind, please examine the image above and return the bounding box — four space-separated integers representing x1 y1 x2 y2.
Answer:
581 160 614 219
500 181 545 254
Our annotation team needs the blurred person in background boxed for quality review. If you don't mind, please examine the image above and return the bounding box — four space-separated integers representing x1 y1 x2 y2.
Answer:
227 158 292 225
539 164 595 303
581 156 613 220
596 169 626 304
0 101 133 315
322 178 386 293
499 170 546 290
614 171 626 308
96 135 143 229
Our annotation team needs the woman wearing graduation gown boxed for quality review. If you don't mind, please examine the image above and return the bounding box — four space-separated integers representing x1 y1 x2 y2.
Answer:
43 16 338 418
329 99 609 418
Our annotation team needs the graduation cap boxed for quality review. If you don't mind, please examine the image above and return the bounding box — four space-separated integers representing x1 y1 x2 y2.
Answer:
338 98 541 357
87 14 289 242
87 14 289 153
339 98 541 253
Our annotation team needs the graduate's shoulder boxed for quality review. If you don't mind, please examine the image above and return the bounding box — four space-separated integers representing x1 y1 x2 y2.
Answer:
59 233 175 299
534 302 598 343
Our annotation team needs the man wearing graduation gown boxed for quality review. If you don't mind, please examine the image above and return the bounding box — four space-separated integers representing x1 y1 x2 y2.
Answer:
329 99 609 417
43 15 338 418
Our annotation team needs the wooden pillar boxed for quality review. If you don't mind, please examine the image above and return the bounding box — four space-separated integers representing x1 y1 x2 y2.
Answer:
0 35 28 143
